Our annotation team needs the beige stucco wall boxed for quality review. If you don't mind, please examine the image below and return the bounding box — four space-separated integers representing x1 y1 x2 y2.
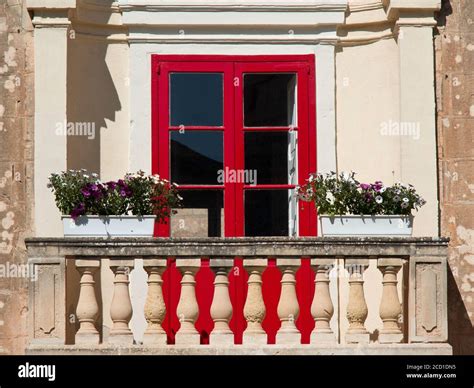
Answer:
67 37 130 181
13 0 462 354
336 38 401 194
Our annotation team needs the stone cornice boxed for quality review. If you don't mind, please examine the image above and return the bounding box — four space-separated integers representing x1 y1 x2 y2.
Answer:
30 9 72 28
27 0 76 10
119 0 349 13
119 0 349 44
387 0 441 22
28 0 76 28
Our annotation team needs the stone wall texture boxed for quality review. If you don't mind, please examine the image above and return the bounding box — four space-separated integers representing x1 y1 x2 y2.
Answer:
0 0 33 354
436 0 474 355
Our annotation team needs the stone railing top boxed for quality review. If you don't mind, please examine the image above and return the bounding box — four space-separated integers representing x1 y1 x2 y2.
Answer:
25 236 449 259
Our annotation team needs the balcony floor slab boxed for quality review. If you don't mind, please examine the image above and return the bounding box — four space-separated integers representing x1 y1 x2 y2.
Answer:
25 343 453 356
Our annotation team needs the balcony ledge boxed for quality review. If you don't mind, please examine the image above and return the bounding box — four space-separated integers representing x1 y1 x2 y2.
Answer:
27 343 452 356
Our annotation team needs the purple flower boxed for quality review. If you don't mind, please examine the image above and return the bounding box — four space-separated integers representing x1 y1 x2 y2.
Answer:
120 189 127 197
106 181 117 190
81 187 91 197
90 183 99 192
91 190 103 200
70 203 85 221
373 182 383 192
360 183 371 190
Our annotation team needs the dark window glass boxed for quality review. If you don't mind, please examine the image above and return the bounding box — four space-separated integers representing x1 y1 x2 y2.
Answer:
170 73 223 126
245 132 291 184
245 190 289 236
244 74 296 127
170 131 223 184
171 190 223 237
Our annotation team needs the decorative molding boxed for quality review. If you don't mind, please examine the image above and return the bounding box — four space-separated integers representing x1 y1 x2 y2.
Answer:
31 10 72 29
118 0 349 39
348 1 385 13
119 0 349 13
387 0 441 21
27 0 76 9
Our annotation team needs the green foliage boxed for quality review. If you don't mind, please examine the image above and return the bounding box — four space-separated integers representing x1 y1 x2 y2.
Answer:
47 169 182 222
298 171 426 216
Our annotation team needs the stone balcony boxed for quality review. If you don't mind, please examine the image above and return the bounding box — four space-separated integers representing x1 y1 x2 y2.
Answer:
25 237 451 355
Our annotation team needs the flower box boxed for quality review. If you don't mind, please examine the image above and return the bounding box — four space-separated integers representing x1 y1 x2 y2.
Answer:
48 170 182 237
319 215 413 237
62 215 156 237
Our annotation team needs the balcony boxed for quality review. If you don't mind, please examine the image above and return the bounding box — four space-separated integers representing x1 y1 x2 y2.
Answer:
25 237 451 355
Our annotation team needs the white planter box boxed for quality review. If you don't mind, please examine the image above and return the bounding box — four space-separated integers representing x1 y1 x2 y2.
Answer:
319 215 413 237
62 215 156 237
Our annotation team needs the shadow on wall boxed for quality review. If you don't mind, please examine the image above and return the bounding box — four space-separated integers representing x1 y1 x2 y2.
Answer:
448 268 474 354
436 0 453 28
66 5 122 175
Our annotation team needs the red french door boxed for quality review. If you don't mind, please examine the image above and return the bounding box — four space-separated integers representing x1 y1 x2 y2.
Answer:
152 55 316 344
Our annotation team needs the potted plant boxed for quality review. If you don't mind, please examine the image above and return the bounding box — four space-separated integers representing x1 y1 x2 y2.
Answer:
48 169 182 237
298 171 426 236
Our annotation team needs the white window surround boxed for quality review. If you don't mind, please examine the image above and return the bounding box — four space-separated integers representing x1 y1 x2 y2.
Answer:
119 0 348 175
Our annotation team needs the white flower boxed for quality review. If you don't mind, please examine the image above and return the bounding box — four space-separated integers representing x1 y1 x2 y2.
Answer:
379 187 386 193
402 197 409 203
326 192 335 203
83 174 90 179
375 195 383 204
341 171 350 180
393 195 401 202
401 202 409 209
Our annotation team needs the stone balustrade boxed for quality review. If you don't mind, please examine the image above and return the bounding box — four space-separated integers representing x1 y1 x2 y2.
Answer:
25 237 451 355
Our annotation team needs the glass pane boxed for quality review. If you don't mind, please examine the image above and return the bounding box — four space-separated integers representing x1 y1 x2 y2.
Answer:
245 132 298 184
244 73 297 127
245 190 290 236
171 131 223 185
171 190 224 237
170 73 223 126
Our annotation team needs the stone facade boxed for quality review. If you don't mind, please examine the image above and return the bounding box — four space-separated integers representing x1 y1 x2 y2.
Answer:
0 0 472 355
436 0 474 355
0 0 34 355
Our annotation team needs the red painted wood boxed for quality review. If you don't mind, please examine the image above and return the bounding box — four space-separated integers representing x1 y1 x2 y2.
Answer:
151 55 317 344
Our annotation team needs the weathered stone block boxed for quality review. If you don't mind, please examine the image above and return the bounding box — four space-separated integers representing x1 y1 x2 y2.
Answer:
409 256 448 342
28 257 66 345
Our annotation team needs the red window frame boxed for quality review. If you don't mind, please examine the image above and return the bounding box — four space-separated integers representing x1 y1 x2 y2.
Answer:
151 55 317 238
